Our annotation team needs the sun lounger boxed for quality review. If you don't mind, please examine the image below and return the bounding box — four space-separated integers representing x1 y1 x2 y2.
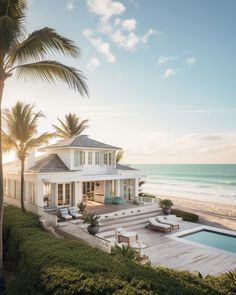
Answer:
116 227 138 246
145 217 171 232
68 207 82 219
59 208 72 221
155 216 180 229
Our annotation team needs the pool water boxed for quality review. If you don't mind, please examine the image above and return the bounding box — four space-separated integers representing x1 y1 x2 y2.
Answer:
179 230 236 254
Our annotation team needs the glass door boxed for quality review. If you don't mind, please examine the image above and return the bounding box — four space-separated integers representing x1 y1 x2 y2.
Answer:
57 183 71 206
57 184 64 206
83 182 95 201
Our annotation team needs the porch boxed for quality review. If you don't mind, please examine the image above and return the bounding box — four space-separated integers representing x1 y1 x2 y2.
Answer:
43 178 139 209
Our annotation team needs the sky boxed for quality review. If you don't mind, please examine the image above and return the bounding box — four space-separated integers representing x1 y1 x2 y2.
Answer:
3 0 236 164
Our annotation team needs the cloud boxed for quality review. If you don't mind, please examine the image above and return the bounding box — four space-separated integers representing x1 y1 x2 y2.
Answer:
83 29 116 63
85 0 157 52
110 28 156 50
86 57 101 70
169 108 236 114
185 57 196 66
124 132 236 163
86 0 125 22
121 18 137 31
158 55 178 65
163 68 176 78
66 0 74 11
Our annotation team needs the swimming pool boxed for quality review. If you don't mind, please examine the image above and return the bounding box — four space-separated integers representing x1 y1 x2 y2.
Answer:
179 229 236 254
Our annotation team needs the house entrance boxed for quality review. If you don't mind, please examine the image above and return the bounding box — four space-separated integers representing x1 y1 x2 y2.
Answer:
83 182 95 201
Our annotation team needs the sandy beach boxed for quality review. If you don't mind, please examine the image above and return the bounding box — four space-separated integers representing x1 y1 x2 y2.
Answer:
158 195 236 231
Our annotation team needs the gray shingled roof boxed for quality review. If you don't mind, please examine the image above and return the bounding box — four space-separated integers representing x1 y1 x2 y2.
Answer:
27 154 70 173
43 135 121 150
116 164 137 171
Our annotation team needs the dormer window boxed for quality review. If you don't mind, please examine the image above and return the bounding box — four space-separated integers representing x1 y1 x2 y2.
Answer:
74 151 85 167
104 153 108 165
95 152 100 165
80 151 85 165
108 153 112 165
88 152 93 165
74 151 79 167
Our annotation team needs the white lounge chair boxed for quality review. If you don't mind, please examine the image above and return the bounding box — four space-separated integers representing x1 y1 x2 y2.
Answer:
145 217 171 232
59 208 72 221
155 216 180 229
68 207 82 219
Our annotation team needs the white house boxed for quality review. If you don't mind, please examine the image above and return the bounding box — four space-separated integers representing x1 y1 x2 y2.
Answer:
3 135 141 210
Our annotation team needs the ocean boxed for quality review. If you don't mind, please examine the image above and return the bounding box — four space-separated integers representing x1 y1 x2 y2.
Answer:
131 164 236 205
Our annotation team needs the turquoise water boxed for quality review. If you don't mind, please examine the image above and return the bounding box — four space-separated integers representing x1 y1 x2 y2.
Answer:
180 230 236 253
131 164 236 204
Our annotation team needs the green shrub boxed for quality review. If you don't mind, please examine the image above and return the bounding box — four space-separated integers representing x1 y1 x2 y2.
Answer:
42 266 153 295
3 206 232 295
171 208 199 222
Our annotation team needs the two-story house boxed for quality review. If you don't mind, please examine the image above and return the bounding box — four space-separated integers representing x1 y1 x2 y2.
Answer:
3 135 140 210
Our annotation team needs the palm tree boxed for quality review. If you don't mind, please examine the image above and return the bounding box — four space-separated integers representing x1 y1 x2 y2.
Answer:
111 243 137 261
116 150 124 164
52 113 89 139
2 102 53 212
0 0 88 285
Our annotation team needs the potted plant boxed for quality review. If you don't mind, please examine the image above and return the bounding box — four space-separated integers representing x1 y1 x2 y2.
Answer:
78 201 87 213
43 196 51 207
159 199 173 215
82 213 100 235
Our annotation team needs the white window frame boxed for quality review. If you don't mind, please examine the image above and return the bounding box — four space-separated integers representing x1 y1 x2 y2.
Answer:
57 183 71 206
80 151 85 165
74 151 80 167
88 151 93 165
95 152 100 165
108 152 112 166
104 153 108 165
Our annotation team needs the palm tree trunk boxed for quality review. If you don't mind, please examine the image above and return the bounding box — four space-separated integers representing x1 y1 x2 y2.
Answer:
20 159 26 212
0 80 5 291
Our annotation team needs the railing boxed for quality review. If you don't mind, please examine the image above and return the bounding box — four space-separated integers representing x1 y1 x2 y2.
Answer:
139 196 157 204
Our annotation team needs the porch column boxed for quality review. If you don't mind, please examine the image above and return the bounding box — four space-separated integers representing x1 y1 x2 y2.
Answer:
133 178 139 200
115 179 120 197
37 179 44 208
74 181 83 205
125 180 129 201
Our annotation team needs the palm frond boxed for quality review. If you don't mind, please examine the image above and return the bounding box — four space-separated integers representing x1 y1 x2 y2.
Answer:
11 61 88 96
116 150 124 163
24 132 54 152
7 27 80 66
2 131 17 153
0 0 26 55
111 243 137 261
53 113 89 139
2 101 53 158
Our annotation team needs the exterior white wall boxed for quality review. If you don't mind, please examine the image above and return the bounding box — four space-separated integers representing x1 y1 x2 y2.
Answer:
47 147 117 173
48 148 72 168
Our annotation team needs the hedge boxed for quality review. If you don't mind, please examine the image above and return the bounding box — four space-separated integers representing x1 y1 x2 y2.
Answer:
171 208 199 222
3 206 233 295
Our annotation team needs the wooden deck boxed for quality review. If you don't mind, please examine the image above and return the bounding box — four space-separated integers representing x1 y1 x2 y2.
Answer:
58 205 236 275
97 207 236 275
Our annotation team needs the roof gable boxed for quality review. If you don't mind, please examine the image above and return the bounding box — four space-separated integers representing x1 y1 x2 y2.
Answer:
27 154 70 173
43 135 121 150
